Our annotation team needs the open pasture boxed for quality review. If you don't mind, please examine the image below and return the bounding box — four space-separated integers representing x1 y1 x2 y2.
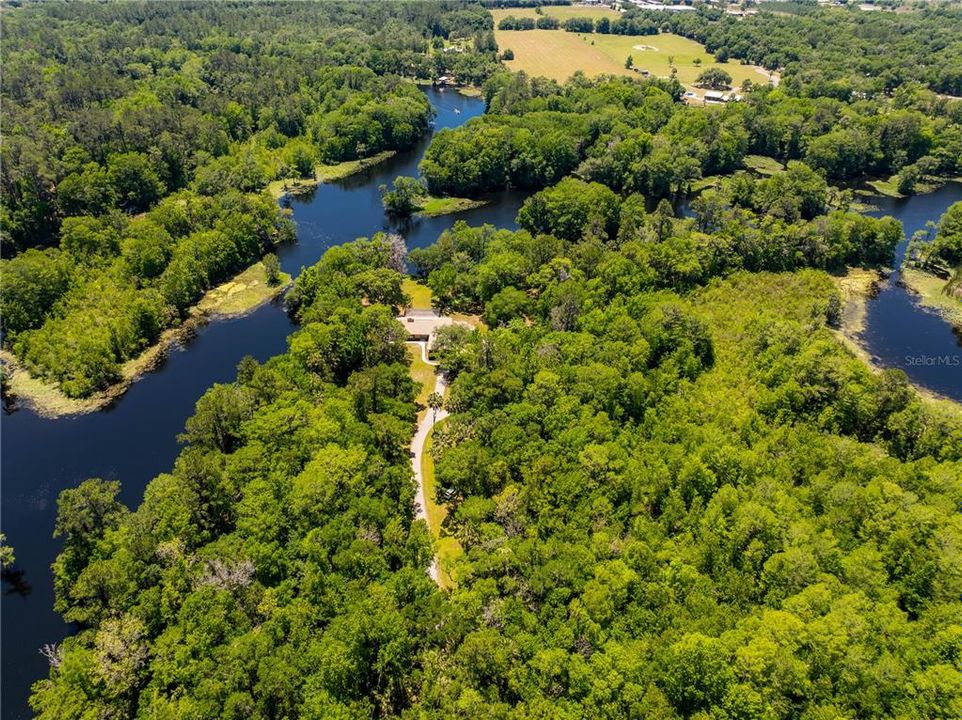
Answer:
495 26 776 92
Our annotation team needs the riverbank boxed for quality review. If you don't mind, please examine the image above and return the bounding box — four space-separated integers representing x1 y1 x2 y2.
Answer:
831 266 960 405
267 151 397 199
417 195 487 217
863 174 962 199
832 267 883 340
900 268 962 328
1 261 291 418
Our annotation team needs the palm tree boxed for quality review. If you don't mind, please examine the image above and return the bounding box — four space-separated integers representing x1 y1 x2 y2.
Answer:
427 392 444 423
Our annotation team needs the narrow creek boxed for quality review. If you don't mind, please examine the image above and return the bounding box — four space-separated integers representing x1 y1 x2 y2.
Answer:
2 88 960 718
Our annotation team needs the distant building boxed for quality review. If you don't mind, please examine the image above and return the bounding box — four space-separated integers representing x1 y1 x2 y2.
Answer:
704 90 728 103
626 1 696 11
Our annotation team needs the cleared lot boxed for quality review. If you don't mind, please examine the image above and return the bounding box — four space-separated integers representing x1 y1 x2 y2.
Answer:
495 27 775 91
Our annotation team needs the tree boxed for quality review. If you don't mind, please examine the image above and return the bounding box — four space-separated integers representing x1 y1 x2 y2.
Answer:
380 176 426 216
517 178 620 241
106 152 165 212
263 253 282 286
427 391 444 422
57 163 116 216
696 68 733 89
0 533 14 568
625 55 634 69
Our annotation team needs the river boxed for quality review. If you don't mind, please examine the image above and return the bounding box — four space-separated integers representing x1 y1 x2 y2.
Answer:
860 183 962 401
0 88 522 720
1 89 960 718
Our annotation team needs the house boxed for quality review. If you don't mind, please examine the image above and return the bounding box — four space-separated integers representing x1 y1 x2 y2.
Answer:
704 90 729 103
397 309 463 347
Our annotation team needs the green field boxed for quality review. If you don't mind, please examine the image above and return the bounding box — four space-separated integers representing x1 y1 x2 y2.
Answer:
491 6 621 23
495 26 775 92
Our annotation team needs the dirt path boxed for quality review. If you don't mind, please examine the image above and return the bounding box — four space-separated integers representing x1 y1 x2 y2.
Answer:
408 341 448 584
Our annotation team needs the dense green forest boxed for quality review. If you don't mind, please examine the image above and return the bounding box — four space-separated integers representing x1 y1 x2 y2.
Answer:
9 2 962 719
0 1 498 398
32 222 962 718
420 72 962 199
638 3 962 96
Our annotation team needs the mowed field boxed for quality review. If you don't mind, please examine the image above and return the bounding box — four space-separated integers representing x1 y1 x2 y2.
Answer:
494 25 775 92
491 6 621 22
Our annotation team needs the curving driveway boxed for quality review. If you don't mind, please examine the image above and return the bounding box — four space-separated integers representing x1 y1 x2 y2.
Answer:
409 341 448 584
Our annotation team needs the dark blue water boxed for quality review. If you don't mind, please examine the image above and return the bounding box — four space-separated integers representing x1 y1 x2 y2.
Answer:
860 183 962 401
0 88 523 720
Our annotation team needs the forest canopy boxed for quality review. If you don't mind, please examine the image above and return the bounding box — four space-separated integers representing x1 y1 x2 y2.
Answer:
31 220 962 717
8 3 962 720
0 1 500 398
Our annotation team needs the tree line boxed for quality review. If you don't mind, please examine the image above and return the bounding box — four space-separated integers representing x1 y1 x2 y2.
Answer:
498 13 659 36
419 73 962 200
638 3 962 96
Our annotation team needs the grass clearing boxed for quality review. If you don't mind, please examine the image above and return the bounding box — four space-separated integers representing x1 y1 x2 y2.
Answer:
495 28 772 92
406 343 436 410
491 6 620 23
865 176 904 198
417 195 487 217
901 268 962 327
196 261 291 318
267 151 396 198
451 312 486 330
690 175 723 193
422 422 463 590
744 154 785 176
402 278 434 310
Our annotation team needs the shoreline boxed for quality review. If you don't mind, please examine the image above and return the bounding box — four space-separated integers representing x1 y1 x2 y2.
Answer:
2 262 291 419
416 195 487 217
899 267 962 328
831 267 959 406
860 174 962 199
267 151 398 200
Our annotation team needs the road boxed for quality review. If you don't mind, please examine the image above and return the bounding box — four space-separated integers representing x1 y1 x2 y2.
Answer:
408 341 448 584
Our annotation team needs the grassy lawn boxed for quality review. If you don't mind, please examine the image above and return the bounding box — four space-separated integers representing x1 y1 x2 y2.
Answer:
422 422 463 590
417 195 487 217
267 151 396 199
402 278 433 310
744 154 785 176
491 6 620 22
195 260 291 318
406 343 436 409
495 28 772 92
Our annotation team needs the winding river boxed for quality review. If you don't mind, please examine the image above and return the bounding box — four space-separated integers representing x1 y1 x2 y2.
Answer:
0 88 522 720
860 183 962 401
1 88 960 718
